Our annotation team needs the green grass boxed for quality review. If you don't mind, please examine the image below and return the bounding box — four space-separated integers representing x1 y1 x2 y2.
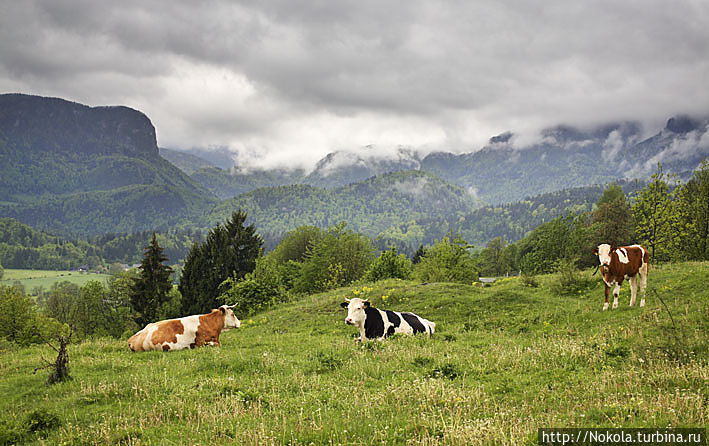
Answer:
1 262 707 445
0 269 110 292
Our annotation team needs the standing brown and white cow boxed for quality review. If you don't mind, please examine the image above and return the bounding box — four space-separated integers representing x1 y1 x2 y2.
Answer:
592 244 649 311
128 305 241 351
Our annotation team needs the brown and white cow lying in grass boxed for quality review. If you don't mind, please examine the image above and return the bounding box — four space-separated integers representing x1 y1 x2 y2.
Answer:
592 244 649 311
340 297 435 341
128 305 241 352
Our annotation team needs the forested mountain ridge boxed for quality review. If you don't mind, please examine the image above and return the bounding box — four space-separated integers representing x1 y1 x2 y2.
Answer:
203 170 480 241
0 94 216 236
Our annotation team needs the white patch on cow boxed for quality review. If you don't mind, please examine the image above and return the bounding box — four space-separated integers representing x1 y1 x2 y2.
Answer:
597 244 612 265
137 323 160 351
343 298 368 341
171 315 201 350
616 248 629 264
612 284 620 309
603 302 609 311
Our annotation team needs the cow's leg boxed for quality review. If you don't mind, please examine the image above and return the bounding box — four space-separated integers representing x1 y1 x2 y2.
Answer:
629 275 638 306
612 283 620 309
639 264 648 307
603 285 610 311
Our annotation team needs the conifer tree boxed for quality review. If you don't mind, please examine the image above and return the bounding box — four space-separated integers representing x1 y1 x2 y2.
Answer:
130 233 173 326
179 210 262 315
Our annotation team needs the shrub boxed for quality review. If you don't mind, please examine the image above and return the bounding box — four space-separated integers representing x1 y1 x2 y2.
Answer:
0 285 62 345
293 223 374 294
24 409 61 435
520 271 539 288
549 258 596 296
364 247 413 282
221 256 289 317
414 235 478 284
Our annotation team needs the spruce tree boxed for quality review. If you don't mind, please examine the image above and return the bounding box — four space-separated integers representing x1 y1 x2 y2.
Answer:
131 233 173 327
179 210 262 315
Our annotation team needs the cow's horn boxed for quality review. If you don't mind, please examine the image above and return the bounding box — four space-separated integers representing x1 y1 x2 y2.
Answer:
344 298 351 302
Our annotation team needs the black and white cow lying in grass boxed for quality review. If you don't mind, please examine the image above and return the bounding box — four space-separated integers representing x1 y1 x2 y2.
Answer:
340 297 435 341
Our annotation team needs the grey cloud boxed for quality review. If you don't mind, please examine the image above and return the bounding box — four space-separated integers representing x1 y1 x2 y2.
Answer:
1 0 708 168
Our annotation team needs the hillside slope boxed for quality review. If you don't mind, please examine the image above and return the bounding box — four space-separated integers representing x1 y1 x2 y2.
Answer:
0 94 215 235
204 170 480 237
1 262 706 444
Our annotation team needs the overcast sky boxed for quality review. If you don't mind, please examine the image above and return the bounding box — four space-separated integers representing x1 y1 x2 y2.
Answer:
1 0 708 169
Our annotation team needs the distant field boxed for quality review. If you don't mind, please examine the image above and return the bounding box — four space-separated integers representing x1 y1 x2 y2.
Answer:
0 262 707 444
0 269 110 292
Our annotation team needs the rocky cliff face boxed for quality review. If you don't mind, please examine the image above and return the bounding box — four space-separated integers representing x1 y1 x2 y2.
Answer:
0 93 158 158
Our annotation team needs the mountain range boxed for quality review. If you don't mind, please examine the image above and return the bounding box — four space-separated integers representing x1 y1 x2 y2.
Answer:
179 116 708 204
1 93 707 250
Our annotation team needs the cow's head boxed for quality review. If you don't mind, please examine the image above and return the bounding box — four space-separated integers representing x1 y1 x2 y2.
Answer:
219 305 241 329
593 244 613 267
340 297 369 326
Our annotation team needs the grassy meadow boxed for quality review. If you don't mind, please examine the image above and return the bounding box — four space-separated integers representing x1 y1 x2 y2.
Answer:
0 269 110 293
1 262 707 445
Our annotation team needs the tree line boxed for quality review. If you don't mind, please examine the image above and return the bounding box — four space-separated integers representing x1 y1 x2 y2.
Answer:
2 158 708 345
472 160 709 277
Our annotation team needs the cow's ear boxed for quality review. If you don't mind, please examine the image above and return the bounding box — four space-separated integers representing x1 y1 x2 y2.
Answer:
592 247 598 255
340 302 348 309
363 300 370 308
219 306 226 314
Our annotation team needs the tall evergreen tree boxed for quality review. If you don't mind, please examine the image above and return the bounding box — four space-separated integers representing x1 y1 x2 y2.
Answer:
179 210 262 315
131 233 173 326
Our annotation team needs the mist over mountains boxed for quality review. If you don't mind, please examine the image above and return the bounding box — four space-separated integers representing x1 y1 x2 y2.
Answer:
176 114 709 204
1 93 708 248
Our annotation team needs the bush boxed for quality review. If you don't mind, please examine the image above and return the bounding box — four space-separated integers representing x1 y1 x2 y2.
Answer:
293 224 374 294
0 285 62 345
520 271 539 288
221 257 289 317
364 247 413 282
414 235 478 284
549 258 596 296
24 409 61 435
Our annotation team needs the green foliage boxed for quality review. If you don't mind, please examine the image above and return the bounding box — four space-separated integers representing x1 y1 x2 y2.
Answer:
0 285 39 344
517 216 580 274
475 237 519 277
592 184 635 247
179 210 263 315
674 158 709 260
0 285 62 345
130 234 174 326
269 226 323 264
364 247 413 282
294 224 375 294
597 183 625 205
220 256 290 317
631 164 678 262
549 258 596 296
38 279 134 339
0 262 3 280
414 235 478 284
